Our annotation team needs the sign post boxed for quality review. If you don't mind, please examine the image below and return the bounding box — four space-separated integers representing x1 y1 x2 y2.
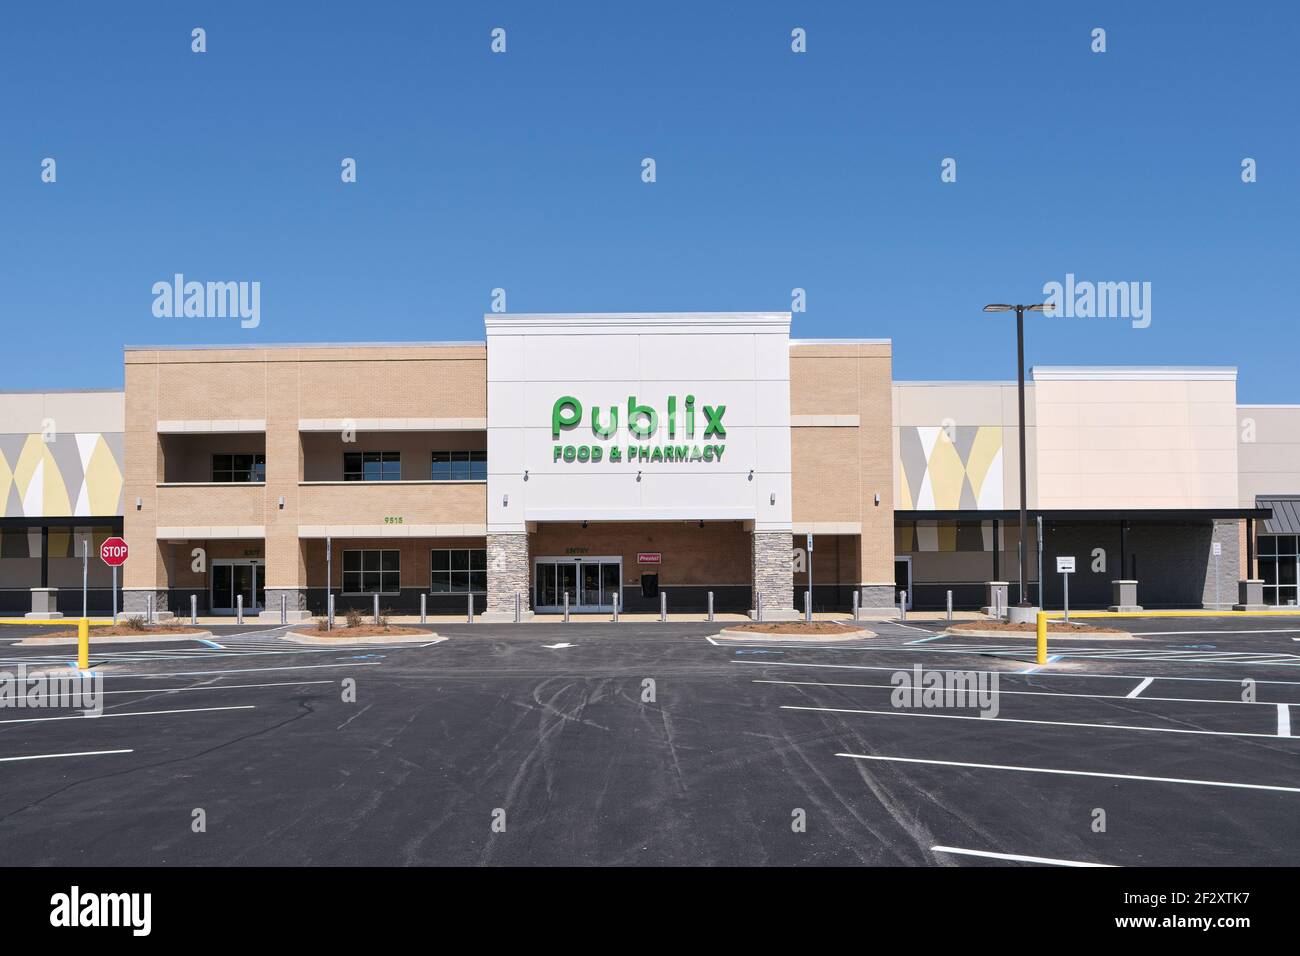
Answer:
100 537 128 623
806 533 814 622
1056 555 1076 623
1212 540 1222 610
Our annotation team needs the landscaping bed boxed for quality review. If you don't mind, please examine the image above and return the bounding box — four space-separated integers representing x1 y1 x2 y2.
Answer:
297 621 431 639
722 621 869 636
949 620 1123 635
34 622 207 640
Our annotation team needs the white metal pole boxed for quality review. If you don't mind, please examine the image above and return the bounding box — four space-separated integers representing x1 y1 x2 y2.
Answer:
82 537 88 618
112 565 117 622
326 535 332 631
1064 571 1070 623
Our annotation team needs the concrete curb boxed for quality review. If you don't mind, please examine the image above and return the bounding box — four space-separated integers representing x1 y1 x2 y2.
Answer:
16 630 216 646
284 632 442 645
716 626 876 641
943 627 1134 640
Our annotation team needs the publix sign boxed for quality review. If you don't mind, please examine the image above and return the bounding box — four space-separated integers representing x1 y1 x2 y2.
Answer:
551 394 727 464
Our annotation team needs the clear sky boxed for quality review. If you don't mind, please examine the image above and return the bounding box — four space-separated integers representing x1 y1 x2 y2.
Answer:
2 1 1295 399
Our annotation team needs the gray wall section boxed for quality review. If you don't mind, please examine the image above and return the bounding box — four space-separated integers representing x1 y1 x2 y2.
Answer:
906 519 1239 610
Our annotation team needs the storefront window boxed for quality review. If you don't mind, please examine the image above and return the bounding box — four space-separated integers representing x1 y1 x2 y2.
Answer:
1260 535 1299 606
431 548 487 592
342 549 400 593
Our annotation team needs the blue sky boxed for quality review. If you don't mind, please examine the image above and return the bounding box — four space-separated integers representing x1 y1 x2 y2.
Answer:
2 1 1296 399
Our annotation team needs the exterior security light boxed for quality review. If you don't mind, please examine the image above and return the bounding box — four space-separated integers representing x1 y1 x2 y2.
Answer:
278 495 285 509
523 469 529 481
874 492 881 506
748 469 754 481
502 494 508 506
770 492 776 505
135 497 142 510
983 301 1051 610
636 470 642 482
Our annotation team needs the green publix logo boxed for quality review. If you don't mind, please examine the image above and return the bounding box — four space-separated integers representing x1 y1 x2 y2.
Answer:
551 394 726 464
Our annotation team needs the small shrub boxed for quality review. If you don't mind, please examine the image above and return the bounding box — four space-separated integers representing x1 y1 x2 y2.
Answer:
377 607 394 628
122 615 148 632
344 607 363 629
311 616 330 632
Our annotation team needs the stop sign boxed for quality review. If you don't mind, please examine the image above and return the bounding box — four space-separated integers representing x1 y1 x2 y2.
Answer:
100 537 129 566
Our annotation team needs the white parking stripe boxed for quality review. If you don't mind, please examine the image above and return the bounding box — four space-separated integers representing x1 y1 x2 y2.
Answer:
1126 677 1154 698
734 658 1300 685
99 680 334 696
0 705 254 725
752 678 1291 707
931 845 1114 867
784 704 1293 739
104 661 382 678
1280 704 1293 738
838 752 1300 794
0 749 134 763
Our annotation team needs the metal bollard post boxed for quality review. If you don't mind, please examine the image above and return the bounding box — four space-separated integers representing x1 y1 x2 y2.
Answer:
756 590 763 622
514 591 521 624
611 590 619 623
191 593 198 625
281 593 287 625
420 592 426 624
563 591 570 623
236 594 243 625
467 593 473 624
946 590 953 623
373 593 380 625
328 593 335 629
804 589 812 622
660 591 667 622
146 592 154 624
77 617 90 671
899 590 907 622
852 590 860 621
707 591 714 623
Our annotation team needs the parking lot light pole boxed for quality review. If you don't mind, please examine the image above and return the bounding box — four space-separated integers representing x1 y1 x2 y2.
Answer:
984 303 1048 612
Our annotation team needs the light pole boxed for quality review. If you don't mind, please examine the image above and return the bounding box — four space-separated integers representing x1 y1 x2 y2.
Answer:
983 302 1048 613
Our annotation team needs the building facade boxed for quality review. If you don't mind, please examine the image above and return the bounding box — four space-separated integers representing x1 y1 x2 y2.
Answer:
1 312 1296 619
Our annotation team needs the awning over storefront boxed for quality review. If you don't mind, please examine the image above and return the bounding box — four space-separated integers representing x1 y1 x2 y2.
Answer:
1257 497 1300 534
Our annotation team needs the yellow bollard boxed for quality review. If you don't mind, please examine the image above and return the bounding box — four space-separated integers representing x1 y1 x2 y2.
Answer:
1035 611 1047 665
77 617 89 671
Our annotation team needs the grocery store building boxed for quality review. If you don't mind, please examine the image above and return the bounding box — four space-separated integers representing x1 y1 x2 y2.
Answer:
1 312 1296 619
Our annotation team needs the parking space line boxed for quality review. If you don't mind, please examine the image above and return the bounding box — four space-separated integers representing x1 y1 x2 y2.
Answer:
0 704 255 725
105 661 383 678
735 658 1300 686
752 678 1291 707
931 845 1114 867
1280 704 1292 738
785 704 1294 740
837 752 1300 794
1126 677 1154 698
0 749 134 763
99 680 334 696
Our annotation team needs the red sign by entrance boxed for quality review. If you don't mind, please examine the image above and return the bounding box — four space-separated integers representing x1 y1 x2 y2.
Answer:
636 552 662 565
100 537 129 566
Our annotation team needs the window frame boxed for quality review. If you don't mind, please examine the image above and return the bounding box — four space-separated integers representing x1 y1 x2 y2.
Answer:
430 548 487 593
343 451 402 482
211 453 266 483
431 450 487 482
341 548 401 595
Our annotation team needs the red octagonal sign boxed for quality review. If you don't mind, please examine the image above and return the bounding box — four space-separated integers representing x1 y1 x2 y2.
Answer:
100 536 129 567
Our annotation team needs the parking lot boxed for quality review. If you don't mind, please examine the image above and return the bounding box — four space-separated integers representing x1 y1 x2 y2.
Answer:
1 615 1298 866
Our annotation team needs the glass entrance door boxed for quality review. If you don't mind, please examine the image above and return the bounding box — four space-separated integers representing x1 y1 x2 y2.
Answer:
534 557 621 612
212 560 263 615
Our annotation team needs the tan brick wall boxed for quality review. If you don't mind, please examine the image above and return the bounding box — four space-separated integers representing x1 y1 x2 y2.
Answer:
302 430 484 481
530 521 751 588
301 536 485 589
789 343 894 587
124 345 488 591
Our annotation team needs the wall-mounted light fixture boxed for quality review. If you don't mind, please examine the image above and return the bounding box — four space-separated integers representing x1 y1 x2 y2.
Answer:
523 470 529 482
748 469 754 481
770 492 776 505
698 520 705 529
582 520 588 529
278 495 285 509
874 492 880 506
636 470 642 482
135 497 142 511
503 494 509 506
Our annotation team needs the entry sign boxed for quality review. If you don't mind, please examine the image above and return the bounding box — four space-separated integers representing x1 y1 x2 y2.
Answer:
806 533 813 553
637 552 662 565
100 537 129 567
1212 542 1222 557
1056 555 1076 574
